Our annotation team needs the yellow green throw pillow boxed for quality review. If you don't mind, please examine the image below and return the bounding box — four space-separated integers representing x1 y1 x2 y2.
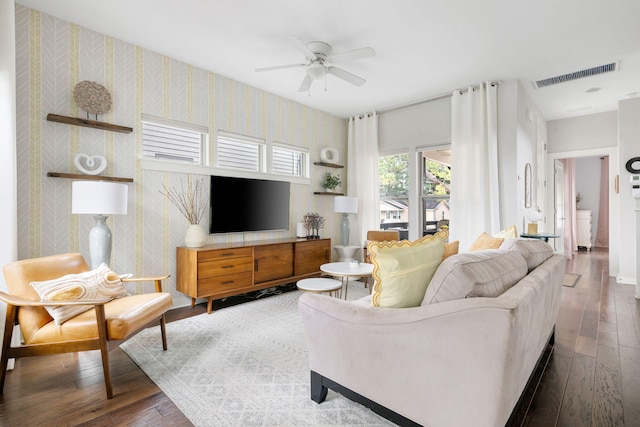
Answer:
469 232 504 251
493 224 518 239
369 230 447 308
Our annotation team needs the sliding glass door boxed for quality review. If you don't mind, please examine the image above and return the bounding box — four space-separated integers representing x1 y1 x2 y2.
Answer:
378 153 409 240
421 149 451 236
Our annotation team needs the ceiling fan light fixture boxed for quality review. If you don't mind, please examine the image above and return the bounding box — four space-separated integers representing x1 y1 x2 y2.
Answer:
307 63 326 80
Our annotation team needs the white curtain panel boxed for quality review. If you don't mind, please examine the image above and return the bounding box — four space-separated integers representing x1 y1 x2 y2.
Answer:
594 156 609 248
347 112 379 251
449 83 499 251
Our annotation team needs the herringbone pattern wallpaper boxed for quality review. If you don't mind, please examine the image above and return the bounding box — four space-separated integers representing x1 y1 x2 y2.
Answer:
15 5 346 307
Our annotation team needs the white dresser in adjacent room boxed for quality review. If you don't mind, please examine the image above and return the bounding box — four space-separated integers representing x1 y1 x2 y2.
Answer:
576 209 592 251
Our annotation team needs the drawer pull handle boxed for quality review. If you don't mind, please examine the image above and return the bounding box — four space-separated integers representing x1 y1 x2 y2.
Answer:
221 265 234 269
221 280 234 285
221 252 235 257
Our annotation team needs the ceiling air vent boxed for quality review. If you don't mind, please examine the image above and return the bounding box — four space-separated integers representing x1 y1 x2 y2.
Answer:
533 62 618 89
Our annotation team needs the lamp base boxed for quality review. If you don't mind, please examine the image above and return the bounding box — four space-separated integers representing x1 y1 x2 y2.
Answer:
340 213 350 246
89 215 112 268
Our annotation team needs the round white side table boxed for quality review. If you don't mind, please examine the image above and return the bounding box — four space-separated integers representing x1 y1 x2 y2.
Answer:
320 262 374 300
297 277 343 298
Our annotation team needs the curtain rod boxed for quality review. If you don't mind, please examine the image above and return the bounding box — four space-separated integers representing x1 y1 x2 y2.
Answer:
349 81 500 120
384 81 500 114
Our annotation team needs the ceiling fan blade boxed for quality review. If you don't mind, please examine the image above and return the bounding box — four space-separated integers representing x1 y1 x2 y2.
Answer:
255 63 305 72
288 36 318 62
298 74 312 92
327 66 366 86
327 47 375 63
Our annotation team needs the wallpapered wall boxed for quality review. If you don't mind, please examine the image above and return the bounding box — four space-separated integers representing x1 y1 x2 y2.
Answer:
15 6 347 307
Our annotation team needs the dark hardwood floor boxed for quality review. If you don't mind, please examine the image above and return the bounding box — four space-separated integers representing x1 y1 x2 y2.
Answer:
0 248 638 426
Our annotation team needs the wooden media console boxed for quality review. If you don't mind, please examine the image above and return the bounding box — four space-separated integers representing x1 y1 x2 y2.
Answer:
176 238 331 313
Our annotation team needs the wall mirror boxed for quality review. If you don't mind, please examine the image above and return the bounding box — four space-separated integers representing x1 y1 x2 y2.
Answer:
524 163 532 208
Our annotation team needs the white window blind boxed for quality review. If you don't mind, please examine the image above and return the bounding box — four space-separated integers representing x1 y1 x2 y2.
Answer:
216 131 265 172
142 115 207 164
272 144 307 177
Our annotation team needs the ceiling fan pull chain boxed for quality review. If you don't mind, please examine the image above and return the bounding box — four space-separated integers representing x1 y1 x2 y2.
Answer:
324 73 327 92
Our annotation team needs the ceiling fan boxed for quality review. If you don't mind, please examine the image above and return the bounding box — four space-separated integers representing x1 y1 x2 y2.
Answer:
256 37 375 92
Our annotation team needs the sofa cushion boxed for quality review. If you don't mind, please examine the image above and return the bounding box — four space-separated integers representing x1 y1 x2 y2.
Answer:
422 250 528 305
30 263 129 324
369 231 447 308
469 232 504 251
499 238 553 271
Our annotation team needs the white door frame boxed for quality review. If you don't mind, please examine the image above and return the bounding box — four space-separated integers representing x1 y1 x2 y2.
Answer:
546 146 619 277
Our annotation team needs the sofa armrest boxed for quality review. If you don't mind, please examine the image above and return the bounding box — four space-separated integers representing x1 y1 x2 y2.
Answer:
299 293 517 427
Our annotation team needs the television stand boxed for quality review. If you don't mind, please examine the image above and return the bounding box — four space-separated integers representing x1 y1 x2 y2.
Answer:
176 237 331 313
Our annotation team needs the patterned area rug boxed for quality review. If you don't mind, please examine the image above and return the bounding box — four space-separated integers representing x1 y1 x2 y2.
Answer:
121 282 393 426
563 273 581 287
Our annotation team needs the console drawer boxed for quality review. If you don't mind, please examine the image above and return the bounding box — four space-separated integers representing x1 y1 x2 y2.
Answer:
197 271 253 296
198 256 253 279
198 247 252 262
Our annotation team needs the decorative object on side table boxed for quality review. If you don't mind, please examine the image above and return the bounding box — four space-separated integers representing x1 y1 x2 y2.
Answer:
302 212 325 239
334 196 358 246
576 192 583 209
73 153 107 175
73 80 112 119
322 172 341 192
72 181 128 268
526 209 542 235
160 177 207 247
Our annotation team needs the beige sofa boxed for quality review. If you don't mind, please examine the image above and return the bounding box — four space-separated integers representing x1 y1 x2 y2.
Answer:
299 239 565 427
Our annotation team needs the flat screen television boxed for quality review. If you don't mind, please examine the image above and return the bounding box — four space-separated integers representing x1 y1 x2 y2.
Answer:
209 175 290 233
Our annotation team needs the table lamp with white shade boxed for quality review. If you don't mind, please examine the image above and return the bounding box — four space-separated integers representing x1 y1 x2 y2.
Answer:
334 196 358 247
72 181 128 268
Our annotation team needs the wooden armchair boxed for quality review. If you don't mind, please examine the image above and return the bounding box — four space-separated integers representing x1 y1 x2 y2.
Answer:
362 230 400 289
363 230 401 263
0 253 172 399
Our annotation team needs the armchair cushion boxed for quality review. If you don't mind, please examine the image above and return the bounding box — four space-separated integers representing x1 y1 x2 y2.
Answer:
27 292 172 344
30 263 128 324
369 230 447 308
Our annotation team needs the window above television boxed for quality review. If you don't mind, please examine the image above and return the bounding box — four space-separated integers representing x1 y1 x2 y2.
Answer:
139 120 311 185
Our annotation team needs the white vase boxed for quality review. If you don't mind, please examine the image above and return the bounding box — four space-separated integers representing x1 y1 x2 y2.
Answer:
185 223 207 247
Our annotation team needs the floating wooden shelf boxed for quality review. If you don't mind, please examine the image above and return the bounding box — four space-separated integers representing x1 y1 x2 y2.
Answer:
314 192 345 196
313 162 344 168
47 172 134 183
47 113 133 134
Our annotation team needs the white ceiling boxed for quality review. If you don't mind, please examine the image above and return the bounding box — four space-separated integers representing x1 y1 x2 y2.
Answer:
16 0 640 120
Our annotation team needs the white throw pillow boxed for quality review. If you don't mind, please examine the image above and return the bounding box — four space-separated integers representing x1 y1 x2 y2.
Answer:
30 263 128 324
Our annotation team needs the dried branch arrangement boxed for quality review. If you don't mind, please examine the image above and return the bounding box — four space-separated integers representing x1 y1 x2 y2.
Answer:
302 212 325 238
160 176 207 225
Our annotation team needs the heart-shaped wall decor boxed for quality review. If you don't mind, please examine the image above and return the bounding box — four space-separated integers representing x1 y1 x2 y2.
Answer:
74 153 107 175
